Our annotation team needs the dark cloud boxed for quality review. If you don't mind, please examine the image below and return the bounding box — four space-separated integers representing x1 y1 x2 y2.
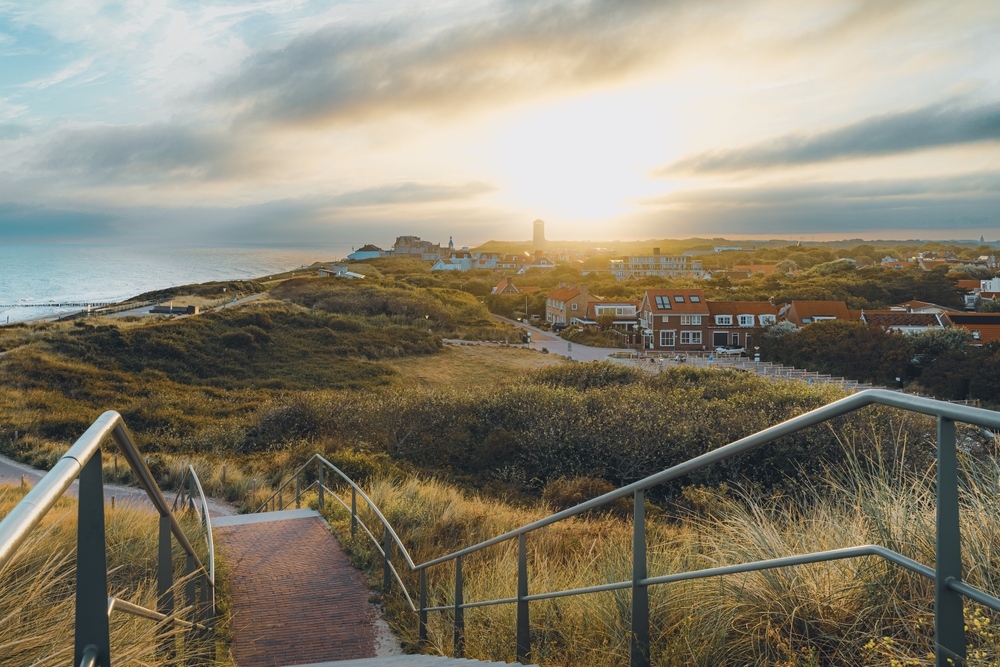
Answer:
661 102 1000 174
31 123 257 183
328 181 495 207
206 0 707 127
634 173 1000 235
0 203 116 239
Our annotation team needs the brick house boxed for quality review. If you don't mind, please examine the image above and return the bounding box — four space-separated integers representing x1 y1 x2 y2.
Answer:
545 284 599 325
638 289 710 351
704 301 779 350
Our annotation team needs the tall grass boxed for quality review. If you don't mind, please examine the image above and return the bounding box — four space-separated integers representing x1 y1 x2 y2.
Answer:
318 443 1000 666
0 482 230 666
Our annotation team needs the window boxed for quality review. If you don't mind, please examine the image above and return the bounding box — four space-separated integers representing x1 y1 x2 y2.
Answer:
660 330 675 346
674 295 685 303
715 315 733 326
759 315 776 326
571 303 578 311
713 332 728 347
616 308 624 315
690 295 701 303
738 315 754 327
662 315 670 323
732 332 740 346
680 315 701 325
802 317 812 324
680 331 702 345
654 295 671 309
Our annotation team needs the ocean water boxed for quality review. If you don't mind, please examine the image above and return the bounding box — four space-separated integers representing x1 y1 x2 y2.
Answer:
0 244 355 323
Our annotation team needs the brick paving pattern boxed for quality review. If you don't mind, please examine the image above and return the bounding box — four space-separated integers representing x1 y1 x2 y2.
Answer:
216 516 377 667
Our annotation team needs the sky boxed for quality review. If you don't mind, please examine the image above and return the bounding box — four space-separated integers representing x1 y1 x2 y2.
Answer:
1 0 999 246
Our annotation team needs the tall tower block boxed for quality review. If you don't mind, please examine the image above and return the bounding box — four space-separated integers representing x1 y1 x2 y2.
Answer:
532 219 546 251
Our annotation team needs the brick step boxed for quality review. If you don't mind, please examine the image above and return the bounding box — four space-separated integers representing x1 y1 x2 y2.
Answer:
289 656 538 667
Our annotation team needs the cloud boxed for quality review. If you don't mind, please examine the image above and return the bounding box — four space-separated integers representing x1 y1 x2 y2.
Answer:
20 56 96 90
29 123 258 183
204 0 707 127
328 181 495 207
661 101 1000 174
632 173 1000 235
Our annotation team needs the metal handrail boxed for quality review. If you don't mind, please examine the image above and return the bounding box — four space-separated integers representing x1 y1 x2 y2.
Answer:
0 410 216 666
260 389 1000 667
107 597 208 631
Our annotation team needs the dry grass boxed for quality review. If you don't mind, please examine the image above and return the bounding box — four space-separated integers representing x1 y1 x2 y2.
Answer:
314 445 1000 667
0 482 231 666
385 344 566 388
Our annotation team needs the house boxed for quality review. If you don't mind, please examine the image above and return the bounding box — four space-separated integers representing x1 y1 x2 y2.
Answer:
942 313 1000 344
861 311 943 334
732 264 779 277
638 289 711 351
347 244 385 260
918 258 950 271
779 301 859 327
519 254 557 274
392 236 448 260
545 284 600 325
610 249 705 281
578 301 640 329
704 301 779 350
492 277 539 295
430 259 466 271
882 258 917 270
892 300 960 315
319 265 365 279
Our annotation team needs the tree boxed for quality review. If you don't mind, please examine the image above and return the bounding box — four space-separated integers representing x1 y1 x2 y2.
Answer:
981 299 1000 313
776 259 798 274
596 314 615 330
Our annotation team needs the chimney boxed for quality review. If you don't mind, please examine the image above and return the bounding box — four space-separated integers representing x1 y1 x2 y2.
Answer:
579 284 588 296
653 247 660 255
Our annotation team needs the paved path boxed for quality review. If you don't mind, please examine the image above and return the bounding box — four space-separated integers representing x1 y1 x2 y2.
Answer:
0 452 236 515
490 316 620 362
215 509 379 667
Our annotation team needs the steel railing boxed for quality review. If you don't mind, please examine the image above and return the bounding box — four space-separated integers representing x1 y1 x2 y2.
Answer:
0 411 215 667
260 389 1000 667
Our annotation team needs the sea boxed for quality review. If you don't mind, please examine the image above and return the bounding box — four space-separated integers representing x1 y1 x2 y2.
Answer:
0 244 356 324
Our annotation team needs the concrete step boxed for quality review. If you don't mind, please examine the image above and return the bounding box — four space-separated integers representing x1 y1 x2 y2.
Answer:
287 656 538 667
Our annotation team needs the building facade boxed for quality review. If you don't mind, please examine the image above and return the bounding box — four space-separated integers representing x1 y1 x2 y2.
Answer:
610 250 704 281
638 289 711 351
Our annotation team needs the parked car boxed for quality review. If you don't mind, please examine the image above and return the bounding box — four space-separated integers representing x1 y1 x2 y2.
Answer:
553 323 568 332
715 346 745 356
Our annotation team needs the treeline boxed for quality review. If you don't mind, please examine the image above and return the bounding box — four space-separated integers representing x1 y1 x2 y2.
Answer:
760 320 1000 401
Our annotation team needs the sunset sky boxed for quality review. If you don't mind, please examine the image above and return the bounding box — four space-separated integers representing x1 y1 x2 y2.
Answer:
1 0 999 245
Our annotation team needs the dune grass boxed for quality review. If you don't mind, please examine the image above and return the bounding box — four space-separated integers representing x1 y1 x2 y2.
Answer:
314 440 1000 667
0 482 230 666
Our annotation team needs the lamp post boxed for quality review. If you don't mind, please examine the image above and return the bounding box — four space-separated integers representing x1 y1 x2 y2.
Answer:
754 346 760 363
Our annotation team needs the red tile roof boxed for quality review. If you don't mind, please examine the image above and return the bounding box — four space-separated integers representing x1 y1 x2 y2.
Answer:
783 301 857 326
547 286 580 301
863 312 942 328
943 313 1000 343
643 289 710 314
955 280 981 291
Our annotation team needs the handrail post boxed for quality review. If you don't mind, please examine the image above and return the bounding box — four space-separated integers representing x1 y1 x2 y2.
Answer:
186 553 197 627
279 487 283 511
454 556 464 658
75 450 111 667
517 533 530 664
935 417 966 665
351 487 357 538
418 569 428 648
318 462 325 511
157 514 174 655
383 527 393 592
295 474 301 509
630 489 650 667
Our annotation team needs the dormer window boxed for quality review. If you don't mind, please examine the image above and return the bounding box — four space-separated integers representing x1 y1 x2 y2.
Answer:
654 296 671 309
674 295 685 303
738 315 754 327
715 315 733 326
